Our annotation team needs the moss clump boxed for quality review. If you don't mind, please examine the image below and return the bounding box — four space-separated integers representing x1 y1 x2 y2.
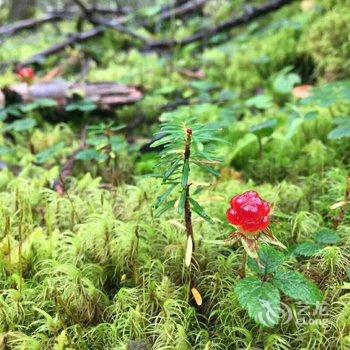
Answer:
302 8 350 81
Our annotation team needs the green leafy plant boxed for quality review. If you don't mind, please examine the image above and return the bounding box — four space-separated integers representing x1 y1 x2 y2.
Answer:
77 122 127 162
294 228 342 257
151 115 222 265
328 118 350 140
235 245 323 327
76 122 130 184
249 119 278 157
285 106 319 140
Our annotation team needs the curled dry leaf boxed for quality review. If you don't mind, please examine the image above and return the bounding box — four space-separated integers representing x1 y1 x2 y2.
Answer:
179 68 205 80
185 235 193 267
191 287 203 306
330 201 349 210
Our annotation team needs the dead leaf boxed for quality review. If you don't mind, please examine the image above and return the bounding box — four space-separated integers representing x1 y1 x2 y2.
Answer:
191 287 203 306
185 235 193 267
241 236 259 259
301 0 315 12
330 201 349 210
179 68 205 80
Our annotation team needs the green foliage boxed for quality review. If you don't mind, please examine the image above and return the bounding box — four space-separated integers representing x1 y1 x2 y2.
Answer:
238 246 323 326
235 277 280 327
151 114 221 221
294 228 342 257
273 270 323 305
1 1 350 348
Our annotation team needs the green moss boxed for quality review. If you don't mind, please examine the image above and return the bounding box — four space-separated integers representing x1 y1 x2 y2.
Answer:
301 8 350 81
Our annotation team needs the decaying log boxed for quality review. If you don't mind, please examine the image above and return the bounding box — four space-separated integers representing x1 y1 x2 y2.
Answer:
4 80 143 109
148 0 294 50
0 13 69 37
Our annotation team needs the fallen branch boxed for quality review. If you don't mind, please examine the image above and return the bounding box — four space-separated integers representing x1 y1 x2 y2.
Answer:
156 0 207 23
147 0 293 50
73 0 149 44
0 13 68 37
19 27 105 67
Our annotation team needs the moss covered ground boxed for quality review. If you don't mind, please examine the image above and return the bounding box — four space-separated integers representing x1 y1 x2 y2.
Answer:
0 1 350 349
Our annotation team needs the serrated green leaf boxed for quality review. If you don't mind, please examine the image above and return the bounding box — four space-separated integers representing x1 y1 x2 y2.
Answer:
314 229 341 245
76 149 107 162
250 119 278 138
235 277 280 327
189 198 212 223
4 118 37 132
273 270 323 305
260 245 285 275
304 111 319 121
245 94 273 110
293 242 324 257
328 125 350 140
0 146 13 156
182 159 190 188
36 142 65 164
0 108 8 121
273 72 301 95
286 117 304 139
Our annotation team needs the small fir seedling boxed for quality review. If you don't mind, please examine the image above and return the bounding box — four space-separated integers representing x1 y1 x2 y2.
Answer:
76 122 130 184
151 115 222 265
226 191 285 277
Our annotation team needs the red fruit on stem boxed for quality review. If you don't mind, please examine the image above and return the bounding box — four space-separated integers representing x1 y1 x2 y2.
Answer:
227 190 270 233
17 67 35 84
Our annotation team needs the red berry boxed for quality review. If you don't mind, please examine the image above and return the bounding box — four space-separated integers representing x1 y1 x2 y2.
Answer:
17 67 35 83
226 208 241 225
227 191 271 233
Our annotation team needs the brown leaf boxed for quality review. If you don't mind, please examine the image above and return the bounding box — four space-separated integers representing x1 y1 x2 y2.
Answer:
179 68 205 80
191 287 203 306
185 235 193 267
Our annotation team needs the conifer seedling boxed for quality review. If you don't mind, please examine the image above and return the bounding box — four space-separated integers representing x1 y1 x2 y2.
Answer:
151 115 221 266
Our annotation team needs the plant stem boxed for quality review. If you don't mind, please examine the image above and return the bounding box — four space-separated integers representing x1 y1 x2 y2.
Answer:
239 250 247 278
333 177 350 229
184 128 195 251
18 209 23 293
258 136 263 158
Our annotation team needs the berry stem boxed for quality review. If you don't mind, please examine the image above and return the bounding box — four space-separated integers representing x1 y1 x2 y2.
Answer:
239 249 247 278
257 136 263 158
184 128 195 251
